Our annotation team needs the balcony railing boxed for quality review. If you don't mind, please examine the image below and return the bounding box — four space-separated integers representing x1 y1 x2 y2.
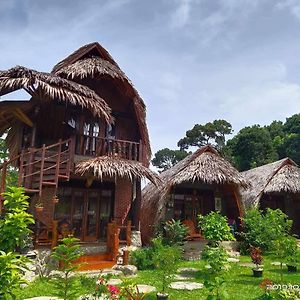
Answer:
75 135 142 161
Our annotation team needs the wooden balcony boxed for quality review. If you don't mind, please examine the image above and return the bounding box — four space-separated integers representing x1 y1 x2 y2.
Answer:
75 134 142 161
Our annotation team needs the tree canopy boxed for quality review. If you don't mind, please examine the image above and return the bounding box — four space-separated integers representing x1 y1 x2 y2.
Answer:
177 120 232 150
152 113 300 172
151 148 189 172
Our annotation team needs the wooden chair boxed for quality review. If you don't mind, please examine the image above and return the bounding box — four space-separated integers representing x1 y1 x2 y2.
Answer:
182 220 202 241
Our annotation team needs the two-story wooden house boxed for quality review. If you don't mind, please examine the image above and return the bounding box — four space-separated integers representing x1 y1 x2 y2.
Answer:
0 42 158 265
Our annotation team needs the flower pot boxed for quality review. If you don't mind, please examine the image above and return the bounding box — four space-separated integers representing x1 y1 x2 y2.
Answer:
157 292 169 300
252 268 263 277
35 206 44 213
287 265 297 272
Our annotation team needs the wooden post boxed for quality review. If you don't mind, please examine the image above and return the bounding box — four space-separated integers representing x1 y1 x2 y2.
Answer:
30 125 36 147
39 144 46 197
126 220 132 246
132 179 141 229
18 150 25 186
51 220 58 249
138 140 143 162
55 139 62 186
123 250 129 265
0 162 8 215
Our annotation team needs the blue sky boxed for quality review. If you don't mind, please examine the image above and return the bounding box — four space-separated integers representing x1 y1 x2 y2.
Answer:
1 0 300 155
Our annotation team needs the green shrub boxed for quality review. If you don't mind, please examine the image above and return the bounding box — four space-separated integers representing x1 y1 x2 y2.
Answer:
129 247 155 270
130 236 182 272
202 245 229 275
50 237 83 300
240 208 292 253
0 186 34 252
153 244 181 293
0 186 34 299
162 219 188 246
0 251 28 299
198 211 234 246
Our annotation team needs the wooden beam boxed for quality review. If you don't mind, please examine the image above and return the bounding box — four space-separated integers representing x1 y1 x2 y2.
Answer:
12 108 33 127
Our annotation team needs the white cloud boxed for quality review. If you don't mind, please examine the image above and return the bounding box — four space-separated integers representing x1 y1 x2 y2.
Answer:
170 0 195 28
275 0 300 19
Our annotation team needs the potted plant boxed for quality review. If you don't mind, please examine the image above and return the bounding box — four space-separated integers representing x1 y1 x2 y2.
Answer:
153 245 181 300
35 202 44 212
250 246 263 277
52 195 59 204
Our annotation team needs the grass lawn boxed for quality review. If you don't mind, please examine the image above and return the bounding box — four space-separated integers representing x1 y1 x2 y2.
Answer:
18 254 300 300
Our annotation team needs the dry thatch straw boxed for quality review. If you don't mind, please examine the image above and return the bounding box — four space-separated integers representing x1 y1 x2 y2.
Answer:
141 145 248 241
240 158 300 208
0 66 112 123
75 156 160 185
53 44 151 166
172 149 248 187
55 57 126 82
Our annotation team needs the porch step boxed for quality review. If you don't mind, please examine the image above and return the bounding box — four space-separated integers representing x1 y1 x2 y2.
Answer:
76 260 116 271
73 253 115 271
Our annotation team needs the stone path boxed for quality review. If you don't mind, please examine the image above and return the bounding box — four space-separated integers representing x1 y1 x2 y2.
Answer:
135 284 156 293
239 262 263 268
24 298 61 300
227 257 240 263
170 281 204 290
271 262 286 266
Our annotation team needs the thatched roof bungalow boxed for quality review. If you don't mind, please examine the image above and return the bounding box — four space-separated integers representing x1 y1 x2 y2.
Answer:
141 145 248 243
0 42 158 260
240 158 300 235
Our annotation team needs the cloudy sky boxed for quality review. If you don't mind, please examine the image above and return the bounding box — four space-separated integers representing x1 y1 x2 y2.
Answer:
1 0 300 155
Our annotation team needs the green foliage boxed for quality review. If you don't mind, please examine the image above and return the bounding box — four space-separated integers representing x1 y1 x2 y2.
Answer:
0 187 35 252
198 212 235 246
202 246 229 300
152 244 181 293
160 219 188 246
130 236 182 276
0 251 29 299
202 246 229 275
178 119 232 151
204 276 229 300
239 209 292 253
129 246 155 270
151 148 189 172
227 125 278 171
50 237 83 300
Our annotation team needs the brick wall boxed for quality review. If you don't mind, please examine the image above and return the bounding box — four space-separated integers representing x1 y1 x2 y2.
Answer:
30 187 56 227
114 178 133 226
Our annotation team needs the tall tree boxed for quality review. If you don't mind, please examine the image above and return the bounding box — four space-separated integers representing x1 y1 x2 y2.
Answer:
227 125 278 171
177 119 232 150
151 148 189 172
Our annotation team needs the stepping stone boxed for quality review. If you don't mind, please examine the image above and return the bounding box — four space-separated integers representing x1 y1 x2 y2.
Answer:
239 262 263 268
271 262 286 266
174 274 194 280
204 264 212 269
24 298 61 300
107 278 122 285
227 257 240 263
100 269 123 276
135 284 156 294
170 281 204 290
177 267 199 273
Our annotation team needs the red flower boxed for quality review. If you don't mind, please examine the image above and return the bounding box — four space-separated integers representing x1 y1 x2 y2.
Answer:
108 284 120 295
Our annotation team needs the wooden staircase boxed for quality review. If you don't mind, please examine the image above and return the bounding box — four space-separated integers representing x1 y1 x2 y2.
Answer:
0 138 74 200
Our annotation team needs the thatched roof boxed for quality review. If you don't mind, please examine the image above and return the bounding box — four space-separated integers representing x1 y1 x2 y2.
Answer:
141 145 248 240
52 43 151 166
0 66 112 123
75 156 160 185
52 42 119 74
0 100 33 136
240 158 300 208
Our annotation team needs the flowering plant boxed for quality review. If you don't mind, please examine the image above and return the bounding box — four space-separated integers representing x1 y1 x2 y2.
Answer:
94 276 121 300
